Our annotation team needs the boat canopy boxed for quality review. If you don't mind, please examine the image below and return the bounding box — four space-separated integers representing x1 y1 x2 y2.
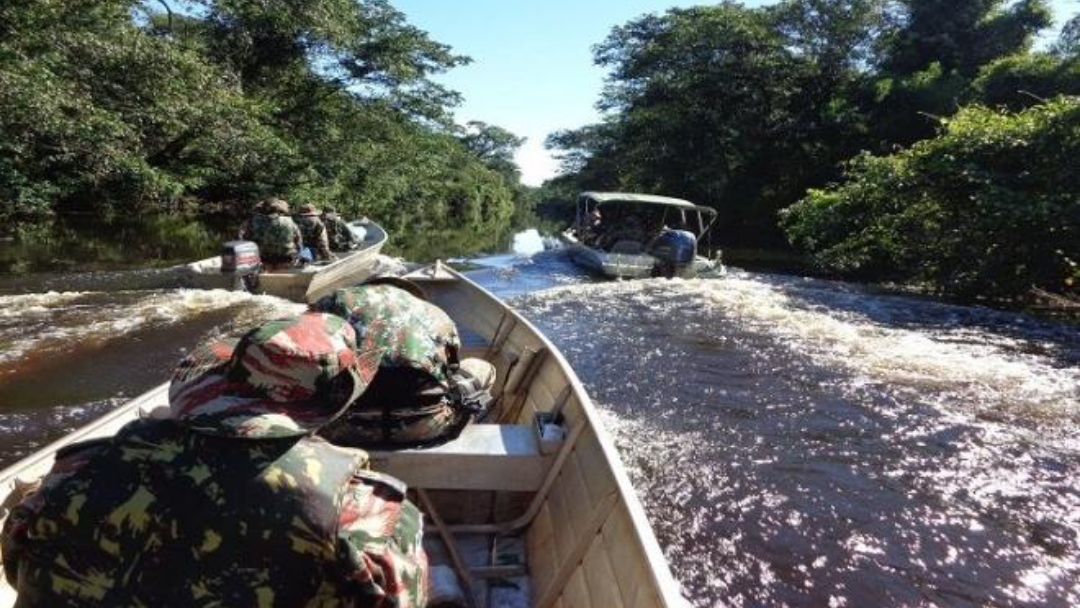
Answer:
581 191 711 212
575 191 718 236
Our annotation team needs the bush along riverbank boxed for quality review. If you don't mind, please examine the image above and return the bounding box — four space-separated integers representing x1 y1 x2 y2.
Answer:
783 98 1079 306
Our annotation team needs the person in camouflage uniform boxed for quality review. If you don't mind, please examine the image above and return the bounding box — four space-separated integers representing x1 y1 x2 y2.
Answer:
240 197 304 266
323 205 359 251
313 280 496 449
1 313 429 608
295 203 335 262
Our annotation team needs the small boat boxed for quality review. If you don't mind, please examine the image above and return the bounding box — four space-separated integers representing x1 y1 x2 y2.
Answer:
184 220 389 303
561 192 721 279
0 264 687 608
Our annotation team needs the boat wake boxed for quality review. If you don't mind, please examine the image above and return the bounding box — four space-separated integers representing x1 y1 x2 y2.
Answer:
0 289 302 373
514 273 1080 608
0 288 302 466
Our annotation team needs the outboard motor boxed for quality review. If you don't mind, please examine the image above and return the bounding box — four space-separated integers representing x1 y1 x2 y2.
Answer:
649 229 697 278
220 240 261 291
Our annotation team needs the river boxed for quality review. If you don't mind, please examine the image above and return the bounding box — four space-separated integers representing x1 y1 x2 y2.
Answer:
1 237 1078 607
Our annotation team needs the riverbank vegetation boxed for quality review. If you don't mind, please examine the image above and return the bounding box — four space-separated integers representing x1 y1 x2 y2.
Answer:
545 0 1079 302
0 0 534 266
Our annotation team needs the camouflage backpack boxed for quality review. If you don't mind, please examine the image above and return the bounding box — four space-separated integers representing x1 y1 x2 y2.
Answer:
312 281 495 449
324 213 356 250
253 213 300 258
0 314 428 608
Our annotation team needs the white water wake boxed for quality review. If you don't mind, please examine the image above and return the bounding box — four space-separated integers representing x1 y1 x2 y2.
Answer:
0 289 302 368
527 274 1080 423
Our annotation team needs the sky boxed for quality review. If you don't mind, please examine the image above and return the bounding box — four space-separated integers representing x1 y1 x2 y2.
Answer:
393 0 1080 186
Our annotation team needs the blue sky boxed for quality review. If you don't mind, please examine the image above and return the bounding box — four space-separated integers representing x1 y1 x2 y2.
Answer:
394 0 1079 185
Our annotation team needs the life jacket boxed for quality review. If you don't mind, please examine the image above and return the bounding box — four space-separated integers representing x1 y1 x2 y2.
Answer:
313 284 495 449
3 419 369 607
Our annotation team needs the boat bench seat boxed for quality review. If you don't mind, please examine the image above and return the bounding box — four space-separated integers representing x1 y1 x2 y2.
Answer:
369 424 549 493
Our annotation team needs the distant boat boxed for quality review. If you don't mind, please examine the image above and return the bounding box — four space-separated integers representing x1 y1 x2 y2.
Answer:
184 220 388 303
561 191 722 279
0 263 688 608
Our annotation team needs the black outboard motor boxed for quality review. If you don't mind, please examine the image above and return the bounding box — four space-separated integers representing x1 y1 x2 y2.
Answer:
649 229 697 278
220 240 261 291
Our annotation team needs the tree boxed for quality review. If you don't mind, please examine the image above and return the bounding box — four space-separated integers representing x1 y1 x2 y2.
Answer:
1055 12 1080 57
782 98 1080 299
459 121 525 180
548 1 885 246
879 0 1052 77
0 0 526 260
971 53 1080 110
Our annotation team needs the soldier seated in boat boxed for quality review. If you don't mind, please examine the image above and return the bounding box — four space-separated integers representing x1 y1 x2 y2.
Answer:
0 314 428 608
323 205 360 251
294 203 336 262
581 208 603 246
239 197 304 267
313 278 497 449
599 214 645 251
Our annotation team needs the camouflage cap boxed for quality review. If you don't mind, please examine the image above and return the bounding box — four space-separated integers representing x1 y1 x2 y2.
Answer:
266 197 290 214
311 285 460 381
168 313 381 439
297 203 319 216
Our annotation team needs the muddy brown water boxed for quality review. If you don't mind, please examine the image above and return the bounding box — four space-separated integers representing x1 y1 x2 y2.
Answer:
1 249 1078 607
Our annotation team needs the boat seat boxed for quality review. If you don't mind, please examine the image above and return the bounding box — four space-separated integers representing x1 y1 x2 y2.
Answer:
368 424 549 493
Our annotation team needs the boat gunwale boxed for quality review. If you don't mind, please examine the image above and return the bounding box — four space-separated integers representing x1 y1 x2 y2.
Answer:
434 265 688 607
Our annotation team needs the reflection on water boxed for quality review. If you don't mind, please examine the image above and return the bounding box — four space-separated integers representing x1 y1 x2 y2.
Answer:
509 273 1080 608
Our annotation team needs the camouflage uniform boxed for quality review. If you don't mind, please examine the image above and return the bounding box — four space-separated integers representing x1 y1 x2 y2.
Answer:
241 199 304 264
312 283 496 449
324 211 358 251
1 314 428 608
295 204 334 262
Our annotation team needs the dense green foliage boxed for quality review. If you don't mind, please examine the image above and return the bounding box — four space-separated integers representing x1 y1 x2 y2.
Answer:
0 0 528 261
547 0 1078 299
783 99 1079 299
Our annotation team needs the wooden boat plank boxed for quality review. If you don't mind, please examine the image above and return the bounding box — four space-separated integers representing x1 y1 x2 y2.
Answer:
562 451 593 538
584 536 626 608
563 567 593 608
603 502 652 605
576 430 620 505
546 465 578 564
528 501 559 595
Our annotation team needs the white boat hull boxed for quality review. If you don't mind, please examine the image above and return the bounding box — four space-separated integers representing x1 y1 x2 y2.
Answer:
184 221 389 303
561 232 718 279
